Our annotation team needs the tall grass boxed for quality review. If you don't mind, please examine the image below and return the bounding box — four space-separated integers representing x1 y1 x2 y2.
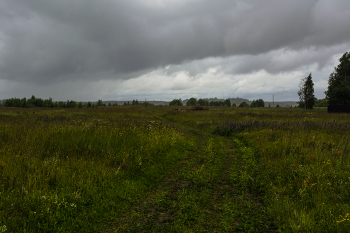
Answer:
208 107 350 232
0 107 188 232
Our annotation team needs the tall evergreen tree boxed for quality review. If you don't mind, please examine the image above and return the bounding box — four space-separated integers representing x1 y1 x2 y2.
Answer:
325 52 350 105
298 73 315 109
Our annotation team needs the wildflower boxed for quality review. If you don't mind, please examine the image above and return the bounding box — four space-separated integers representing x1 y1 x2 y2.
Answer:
0 225 7 233
297 166 299 168
0 165 3 168
292 165 295 167
306 181 309 184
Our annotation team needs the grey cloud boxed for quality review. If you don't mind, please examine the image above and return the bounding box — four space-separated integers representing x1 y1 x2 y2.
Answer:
0 0 350 85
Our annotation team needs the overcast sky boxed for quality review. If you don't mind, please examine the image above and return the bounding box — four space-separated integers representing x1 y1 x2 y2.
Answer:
1 0 350 102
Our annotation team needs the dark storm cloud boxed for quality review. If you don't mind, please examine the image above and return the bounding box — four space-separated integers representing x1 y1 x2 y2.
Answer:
0 0 350 84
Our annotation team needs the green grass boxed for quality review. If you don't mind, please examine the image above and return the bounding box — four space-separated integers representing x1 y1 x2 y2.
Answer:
0 107 189 232
0 106 349 232
165 106 350 232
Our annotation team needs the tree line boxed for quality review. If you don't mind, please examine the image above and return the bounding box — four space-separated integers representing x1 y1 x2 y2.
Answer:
169 97 267 107
0 96 157 108
0 96 112 108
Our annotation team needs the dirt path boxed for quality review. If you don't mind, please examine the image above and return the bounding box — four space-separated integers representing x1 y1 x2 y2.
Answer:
103 116 275 232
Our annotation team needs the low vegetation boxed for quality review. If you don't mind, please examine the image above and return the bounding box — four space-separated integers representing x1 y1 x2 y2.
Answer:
0 106 349 232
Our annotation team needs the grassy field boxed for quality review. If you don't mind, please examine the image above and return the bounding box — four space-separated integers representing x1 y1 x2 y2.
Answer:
0 106 349 232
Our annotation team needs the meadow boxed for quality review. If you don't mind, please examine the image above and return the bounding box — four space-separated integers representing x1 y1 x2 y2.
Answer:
0 106 349 232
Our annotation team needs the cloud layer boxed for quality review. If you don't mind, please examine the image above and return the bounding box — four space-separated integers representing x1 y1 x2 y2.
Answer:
1 0 350 101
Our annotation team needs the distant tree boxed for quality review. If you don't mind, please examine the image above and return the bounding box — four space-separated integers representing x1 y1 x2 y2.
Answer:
231 103 237 107
141 102 153 106
108 103 111 106
268 103 271 107
4 98 13 107
276 104 281 108
13 98 21 107
209 100 226 106
66 100 76 108
58 101 66 108
325 51 350 105
198 99 209 106
34 98 44 107
87 101 92 108
132 99 139 105
209 101 217 106
250 99 265 107
239 101 250 107
298 73 315 109
314 98 328 107
223 99 231 107
186 97 197 106
43 97 54 108
97 99 104 107
78 102 83 108
169 99 183 106
20 98 27 108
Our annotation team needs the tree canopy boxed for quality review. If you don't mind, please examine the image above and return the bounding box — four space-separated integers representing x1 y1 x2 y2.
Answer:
325 52 350 105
